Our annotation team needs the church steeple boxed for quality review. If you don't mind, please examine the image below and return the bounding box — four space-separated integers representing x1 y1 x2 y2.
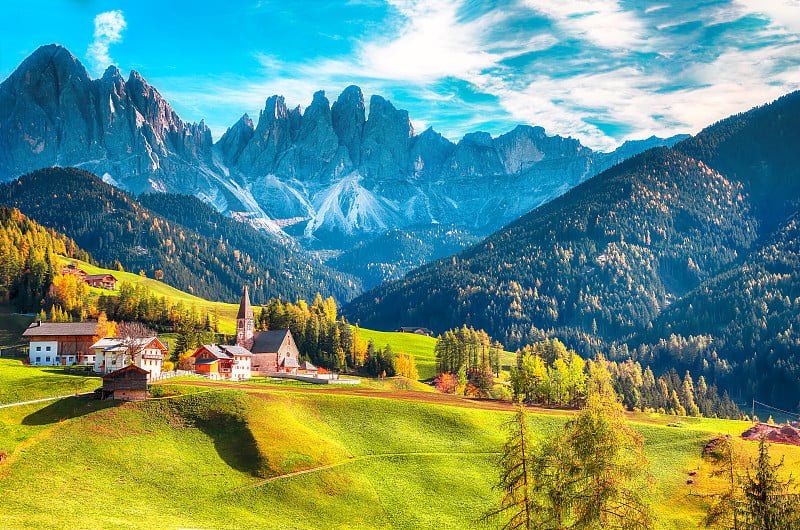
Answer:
236 286 254 349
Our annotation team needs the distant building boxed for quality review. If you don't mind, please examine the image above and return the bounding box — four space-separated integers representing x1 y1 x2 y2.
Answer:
91 337 167 380
235 286 300 376
395 326 434 337
192 344 252 380
298 361 318 374
61 268 87 278
101 365 149 401
83 273 117 290
22 321 98 366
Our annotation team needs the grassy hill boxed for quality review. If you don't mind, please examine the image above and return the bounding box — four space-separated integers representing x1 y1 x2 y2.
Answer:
0 381 798 529
0 359 100 404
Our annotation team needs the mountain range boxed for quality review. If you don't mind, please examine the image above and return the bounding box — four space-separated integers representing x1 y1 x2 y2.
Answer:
0 44 684 264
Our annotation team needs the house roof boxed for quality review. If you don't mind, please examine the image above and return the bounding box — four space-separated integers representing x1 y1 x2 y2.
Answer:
196 344 253 360
23 322 98 337
102 364 149 379
251 330 291 354
90 336 167 353
237 285 253 320
194 358 219 365
84 274 117 282
299 361 317 371
280 356 299 368
396 326 432 334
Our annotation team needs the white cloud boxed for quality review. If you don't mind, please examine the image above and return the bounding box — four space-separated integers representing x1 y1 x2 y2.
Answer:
87 10 127 73
735 0 800 34
522 0 647 50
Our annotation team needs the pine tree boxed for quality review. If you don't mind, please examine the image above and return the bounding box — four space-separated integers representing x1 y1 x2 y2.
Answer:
737 436 800 529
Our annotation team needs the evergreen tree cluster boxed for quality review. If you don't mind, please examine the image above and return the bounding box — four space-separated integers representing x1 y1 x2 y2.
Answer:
508 339 740 418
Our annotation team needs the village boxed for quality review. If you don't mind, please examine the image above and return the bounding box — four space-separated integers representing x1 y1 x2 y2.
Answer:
20 286 359 401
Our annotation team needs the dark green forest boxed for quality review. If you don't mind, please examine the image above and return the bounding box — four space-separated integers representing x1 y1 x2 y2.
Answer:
0 168 360 305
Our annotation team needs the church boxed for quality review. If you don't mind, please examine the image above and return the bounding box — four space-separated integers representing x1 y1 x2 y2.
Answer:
235 286 300 376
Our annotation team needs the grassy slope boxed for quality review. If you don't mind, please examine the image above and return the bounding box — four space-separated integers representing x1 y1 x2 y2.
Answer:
1 382 798 529
0 359 100 404
357 328 516 380
59 257 240 334
0 311 33 348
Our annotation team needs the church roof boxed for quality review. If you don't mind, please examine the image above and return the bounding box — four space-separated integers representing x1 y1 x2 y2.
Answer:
251 329 291 354
237 286 253 321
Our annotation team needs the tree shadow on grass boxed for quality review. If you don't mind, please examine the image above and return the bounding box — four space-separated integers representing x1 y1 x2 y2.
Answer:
191 411 267 477
22 397 119 425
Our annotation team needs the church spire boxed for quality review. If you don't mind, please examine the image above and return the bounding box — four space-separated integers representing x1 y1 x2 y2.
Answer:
236 286 254 349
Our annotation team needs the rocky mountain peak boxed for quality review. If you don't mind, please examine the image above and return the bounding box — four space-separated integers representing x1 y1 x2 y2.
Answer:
331 85 366 165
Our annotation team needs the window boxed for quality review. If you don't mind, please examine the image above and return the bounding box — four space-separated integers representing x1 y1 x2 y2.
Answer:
46 346 51 351
36 346 41 351
46 357 51 362
36 357 41 362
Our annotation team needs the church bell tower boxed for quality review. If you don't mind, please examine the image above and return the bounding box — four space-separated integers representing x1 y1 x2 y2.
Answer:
236 285 255 349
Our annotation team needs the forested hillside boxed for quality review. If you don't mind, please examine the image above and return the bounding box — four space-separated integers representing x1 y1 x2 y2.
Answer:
0 206 91 311
635 212 800 409
345 148 759 346
0 168 359 304
331 224 482 289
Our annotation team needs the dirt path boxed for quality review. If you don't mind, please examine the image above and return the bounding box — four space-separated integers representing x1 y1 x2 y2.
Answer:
154 379 574 415
229 451 501 493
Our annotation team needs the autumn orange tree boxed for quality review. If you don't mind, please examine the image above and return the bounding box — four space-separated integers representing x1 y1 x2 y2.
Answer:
92 311 118 343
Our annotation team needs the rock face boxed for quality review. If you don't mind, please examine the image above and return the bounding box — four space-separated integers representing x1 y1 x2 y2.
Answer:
0 44 688 251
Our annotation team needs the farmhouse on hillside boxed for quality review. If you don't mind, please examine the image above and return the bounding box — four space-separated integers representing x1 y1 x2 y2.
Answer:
192 344 252 380
91 336 167 380
235 286 300 376
395 326 433 337
22 321 98 366
101 365 149 401
83 273 117 290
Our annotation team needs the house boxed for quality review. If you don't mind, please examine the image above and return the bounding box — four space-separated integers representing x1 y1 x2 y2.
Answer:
298 361 318 374
91 336 167 380
235 286 300 376
192 344 252 380
22 321 98 366
395 326 434 337
101 365 149 401
83 273 117 290
61 268 87 278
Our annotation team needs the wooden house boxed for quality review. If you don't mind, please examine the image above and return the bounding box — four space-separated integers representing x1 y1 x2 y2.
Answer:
298 361 318 374
192 344 252 380
101 365 149 401
91 337 167 380
83 274 117 290
22 321 98 366
395 326 434 337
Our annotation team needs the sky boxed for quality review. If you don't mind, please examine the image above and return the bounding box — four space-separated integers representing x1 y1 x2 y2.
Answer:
2 0 800 151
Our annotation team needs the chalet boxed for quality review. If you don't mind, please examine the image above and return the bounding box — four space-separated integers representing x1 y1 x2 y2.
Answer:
192 344 252 380
101 365 149 401
91 336 167 380
60 268 87 278
83 273 117 290
395 326 433 337
235 286 300 376
22 321 97 366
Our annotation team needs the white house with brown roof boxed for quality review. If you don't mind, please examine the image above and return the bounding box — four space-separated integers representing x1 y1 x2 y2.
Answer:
22 321 98 366
91 337 167 380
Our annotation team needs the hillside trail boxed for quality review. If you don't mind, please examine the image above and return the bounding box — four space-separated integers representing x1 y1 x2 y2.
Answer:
229 450 501 494
0 392 93 409
155 379 575 415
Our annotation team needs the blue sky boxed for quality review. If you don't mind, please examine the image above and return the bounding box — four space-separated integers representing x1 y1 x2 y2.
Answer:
2 0 800 151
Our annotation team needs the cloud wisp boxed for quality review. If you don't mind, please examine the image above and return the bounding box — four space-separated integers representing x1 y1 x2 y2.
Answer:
87 10 126 74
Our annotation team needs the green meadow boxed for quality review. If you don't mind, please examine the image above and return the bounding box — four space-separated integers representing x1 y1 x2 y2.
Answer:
1 368 798 529
0 359 100 404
